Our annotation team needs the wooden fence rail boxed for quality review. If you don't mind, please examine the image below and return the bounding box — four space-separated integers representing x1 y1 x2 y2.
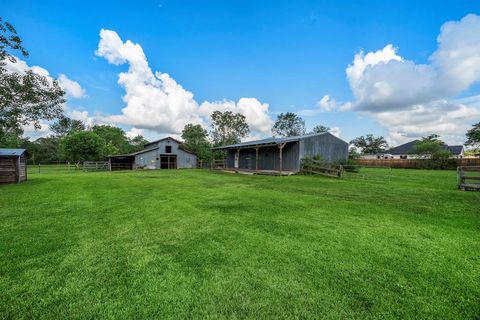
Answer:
83 161 110 172
210 159 226 170
457 166 480 191
355 158 480 169
301 159 343 178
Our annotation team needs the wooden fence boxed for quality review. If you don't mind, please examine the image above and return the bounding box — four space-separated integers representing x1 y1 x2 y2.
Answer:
301 159 343 178
210 159 226 170
355 158 480 169
83 161 110 172
457 166 480 191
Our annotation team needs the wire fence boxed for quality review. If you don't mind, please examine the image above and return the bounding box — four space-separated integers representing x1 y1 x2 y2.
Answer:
28 162 87 174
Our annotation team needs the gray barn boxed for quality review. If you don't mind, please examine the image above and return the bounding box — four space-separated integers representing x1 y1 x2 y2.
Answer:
212 132 348 173
108 137 197 170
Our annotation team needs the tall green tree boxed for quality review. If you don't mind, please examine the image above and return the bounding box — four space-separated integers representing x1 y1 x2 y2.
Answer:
272 112 306 137
311 125 330 134
181 123 211 161
91 125 130 155
410 140 451 160
465 122 480 149
49 117 85 137
210 111 249 146
350 134 388 154
128 135 149 153
62 131 104 162
28 136 62 163
0 18 65 147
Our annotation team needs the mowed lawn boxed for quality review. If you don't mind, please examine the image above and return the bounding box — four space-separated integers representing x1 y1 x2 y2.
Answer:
0 169 479 319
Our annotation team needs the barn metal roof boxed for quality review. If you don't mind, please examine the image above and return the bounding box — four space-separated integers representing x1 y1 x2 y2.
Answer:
0 148 28 157
211 132 329 150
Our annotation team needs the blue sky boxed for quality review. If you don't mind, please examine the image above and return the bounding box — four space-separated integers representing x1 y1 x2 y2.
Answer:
2 0 479 145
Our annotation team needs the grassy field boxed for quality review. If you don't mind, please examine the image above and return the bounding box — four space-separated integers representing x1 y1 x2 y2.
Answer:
0 168 479 319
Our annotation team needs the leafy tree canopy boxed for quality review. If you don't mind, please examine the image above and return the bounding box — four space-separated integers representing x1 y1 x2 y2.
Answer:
62 131 104 162
128 135 149 153
210 111 249 146
182 123 211 160
349 134 388 154
91 125 130 155
465 121 480 149
49 117 85 137
0 18 65 146
410 140 451 160
272 112 305 137
311 125 330 134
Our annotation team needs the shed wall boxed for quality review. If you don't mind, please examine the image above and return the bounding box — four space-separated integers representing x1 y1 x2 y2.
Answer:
299 133 348 162
0 156 27 184
0 157 16 184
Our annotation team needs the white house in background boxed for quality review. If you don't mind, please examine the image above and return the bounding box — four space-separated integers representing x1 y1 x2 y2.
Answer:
360 140 465 160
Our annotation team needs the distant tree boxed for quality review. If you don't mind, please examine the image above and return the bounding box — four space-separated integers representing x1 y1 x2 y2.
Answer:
348 147 361 159
421 134 442 143
62 131 104 162
350 134 388 154
0 18 65 146
128 135 149 153
210 111 249 146
49 117 85 137
311 125 330 134
410 136 451 160
465 122 480 149
28 136 62 162
272 112 305 137
181 123 211 160
91 125 130 155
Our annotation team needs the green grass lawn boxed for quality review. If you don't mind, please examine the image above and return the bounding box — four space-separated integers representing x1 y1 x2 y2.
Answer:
1 169 479 319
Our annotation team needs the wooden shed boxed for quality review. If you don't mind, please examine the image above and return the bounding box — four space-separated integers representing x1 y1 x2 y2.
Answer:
0 149 28 184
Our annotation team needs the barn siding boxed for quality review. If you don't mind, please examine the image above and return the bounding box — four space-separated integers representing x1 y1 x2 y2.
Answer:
133 139 197 169
134 149 159 168
299 133 348 163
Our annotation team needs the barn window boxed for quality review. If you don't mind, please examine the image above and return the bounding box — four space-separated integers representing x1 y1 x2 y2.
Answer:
165 146 172 153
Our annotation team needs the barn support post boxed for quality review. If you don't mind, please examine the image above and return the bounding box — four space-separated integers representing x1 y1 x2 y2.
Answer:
255 146 260 172
278 143 286 174
210 149 214 170
236 148 240 172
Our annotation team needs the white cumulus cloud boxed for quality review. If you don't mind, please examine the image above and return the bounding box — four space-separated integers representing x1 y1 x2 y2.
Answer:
95 29 273 138
340 14 480 145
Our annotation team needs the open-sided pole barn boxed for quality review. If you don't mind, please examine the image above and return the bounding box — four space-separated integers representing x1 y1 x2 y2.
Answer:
211 132 348 175
0 149 28 184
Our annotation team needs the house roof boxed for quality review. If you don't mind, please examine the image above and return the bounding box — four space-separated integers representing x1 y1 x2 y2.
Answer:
447 145 464 155
0 148 28 157
211 132 335 150
387 140 464 155
387 140 420 155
